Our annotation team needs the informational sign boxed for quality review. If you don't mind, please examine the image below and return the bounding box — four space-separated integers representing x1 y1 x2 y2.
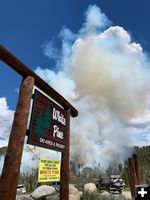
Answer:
38 158 60 182
27 89 67 152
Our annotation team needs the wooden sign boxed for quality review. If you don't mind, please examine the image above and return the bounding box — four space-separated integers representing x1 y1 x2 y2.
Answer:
0 45 78 200
27 89 67 152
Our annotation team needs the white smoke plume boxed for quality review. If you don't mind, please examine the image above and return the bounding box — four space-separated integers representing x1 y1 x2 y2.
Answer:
36 5 150 170
1 5 150 173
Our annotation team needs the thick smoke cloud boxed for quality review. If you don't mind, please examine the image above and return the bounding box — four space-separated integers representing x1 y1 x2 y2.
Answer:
1 5 150 173
36 5 150 170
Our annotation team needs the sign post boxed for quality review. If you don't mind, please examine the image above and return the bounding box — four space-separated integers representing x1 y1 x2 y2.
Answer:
0 45 78 200
60 109 70 200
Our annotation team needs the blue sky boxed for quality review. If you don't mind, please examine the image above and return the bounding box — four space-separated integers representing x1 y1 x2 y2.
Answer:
1 0 150 109
0 0 150 171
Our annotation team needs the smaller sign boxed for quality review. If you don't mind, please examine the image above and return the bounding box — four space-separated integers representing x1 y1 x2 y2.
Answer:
38 158 61 183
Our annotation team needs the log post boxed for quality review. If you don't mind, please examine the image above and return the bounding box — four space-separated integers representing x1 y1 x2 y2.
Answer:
60 109 70 200
126 167 134 199
128 157 137 199
0 76 34 200
132 153 140 184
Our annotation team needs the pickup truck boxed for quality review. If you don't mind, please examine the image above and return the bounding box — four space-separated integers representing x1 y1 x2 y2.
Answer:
96 175 125 193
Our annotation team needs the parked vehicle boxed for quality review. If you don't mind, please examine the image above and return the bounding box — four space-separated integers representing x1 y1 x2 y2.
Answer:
96 175 125 193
